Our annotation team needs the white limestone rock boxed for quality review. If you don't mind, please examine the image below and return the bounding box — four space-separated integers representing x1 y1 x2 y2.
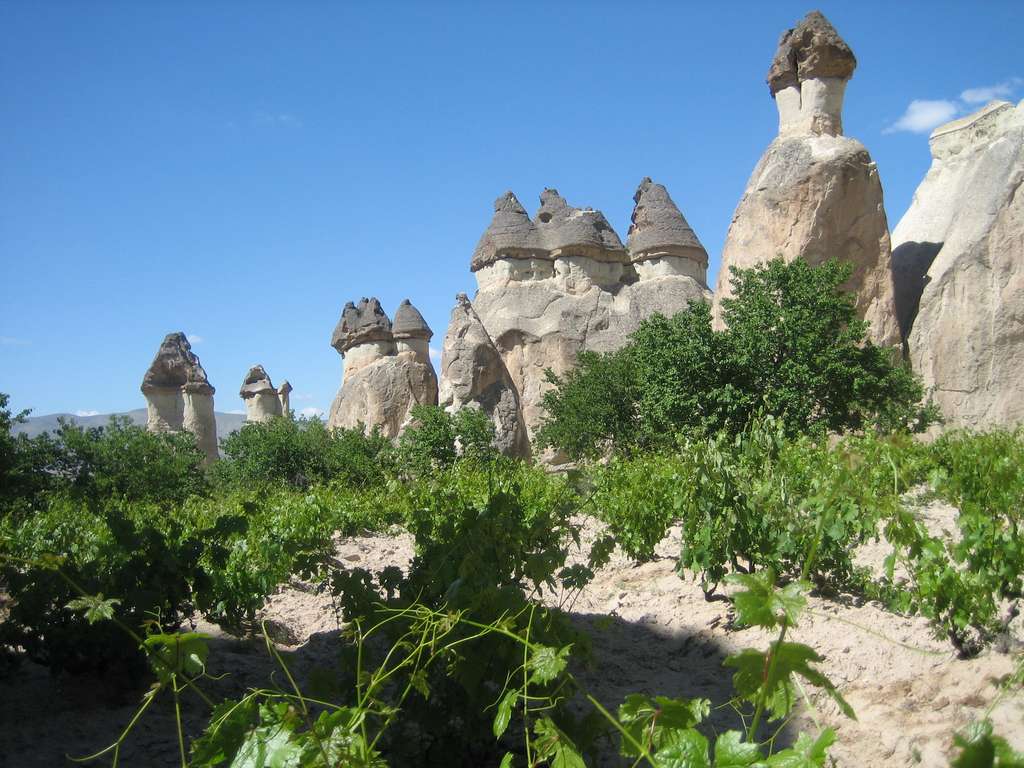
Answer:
893 100 1024 429
438 293 529 457
712 11 900 348
141 332 218 463
239 365 283 423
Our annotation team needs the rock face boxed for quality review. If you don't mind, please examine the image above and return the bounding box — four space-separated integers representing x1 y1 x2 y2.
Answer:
140 332 218 462
466 182 710 444
277 380 293 418
327 298 438 437
713 11 900 347
438 293 530 456
892 100 1024 429
239 365 283 423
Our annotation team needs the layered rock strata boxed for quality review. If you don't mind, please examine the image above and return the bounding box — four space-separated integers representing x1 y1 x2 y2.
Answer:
892 100 1024 429
327 298 438 437
713 10 900 347
239 365 283 423
438 293 530 457
466 182 710 443
141 332 218 463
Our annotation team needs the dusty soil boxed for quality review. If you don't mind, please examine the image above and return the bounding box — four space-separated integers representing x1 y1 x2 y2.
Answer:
1 503 1021 767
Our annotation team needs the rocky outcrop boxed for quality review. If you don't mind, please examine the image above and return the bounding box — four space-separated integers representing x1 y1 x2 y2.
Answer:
438 293 529 456
713 11 900 347
893 100 1024 429
327 298 438 437
239 365 283 423
277 380 292 418
468 182 710 443
141 332 218 462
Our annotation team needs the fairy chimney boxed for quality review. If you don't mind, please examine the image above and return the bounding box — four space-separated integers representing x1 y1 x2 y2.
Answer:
239 365 283 423
392 299 433 364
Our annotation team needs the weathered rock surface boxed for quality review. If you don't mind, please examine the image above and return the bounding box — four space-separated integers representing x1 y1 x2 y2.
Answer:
327 298 438 437
141 332 218 462
239 365 283 423
438 293 530 456
713 11 900 347
277 380 292 418
468 182 710 443
893 100 1024 429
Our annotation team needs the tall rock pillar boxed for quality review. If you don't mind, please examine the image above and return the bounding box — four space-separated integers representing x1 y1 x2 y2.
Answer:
712 11 900 347
141 332 218 463
239 365 284 423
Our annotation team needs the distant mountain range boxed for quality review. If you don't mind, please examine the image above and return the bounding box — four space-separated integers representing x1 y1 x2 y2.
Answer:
12 409 247 439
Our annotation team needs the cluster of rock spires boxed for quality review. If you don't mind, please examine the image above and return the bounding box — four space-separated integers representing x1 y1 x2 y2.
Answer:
141 11 1024 458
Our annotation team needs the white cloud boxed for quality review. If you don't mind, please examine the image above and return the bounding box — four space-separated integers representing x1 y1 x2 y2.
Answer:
884 99 961 134
961 78 1022 104
186 333 204 345
74 410 100 417
0 336 31 346
429 346 441 360
293 392 315 402
300 407 324 418
227 409 246 415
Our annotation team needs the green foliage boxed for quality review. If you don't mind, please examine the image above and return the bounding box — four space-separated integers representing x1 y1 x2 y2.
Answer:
950 720 1024 767
213 416 394 491
538 259 937 460
397 405 497 475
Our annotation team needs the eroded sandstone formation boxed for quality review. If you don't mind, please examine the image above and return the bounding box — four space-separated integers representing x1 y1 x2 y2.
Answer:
327 297 438 437
141 332 218 462
239 365 283 423
277 380 292 418
466 181 710 443
893 100 1024 429
438 293 529 456
713 10 900 347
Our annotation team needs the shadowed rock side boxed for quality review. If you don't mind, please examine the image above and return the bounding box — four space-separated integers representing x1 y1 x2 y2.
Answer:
467 182 711 446
438 293 530 457
892 100 1024 429
327 298 438 437
239 365 283 423
713 10 900 348
140 332 218 463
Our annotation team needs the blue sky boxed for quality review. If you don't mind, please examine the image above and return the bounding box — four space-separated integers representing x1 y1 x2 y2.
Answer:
2 1 1021 419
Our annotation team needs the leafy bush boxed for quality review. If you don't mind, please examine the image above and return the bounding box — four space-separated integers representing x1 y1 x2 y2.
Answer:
397 404 497 475
538 259 937 459
212 416 394 491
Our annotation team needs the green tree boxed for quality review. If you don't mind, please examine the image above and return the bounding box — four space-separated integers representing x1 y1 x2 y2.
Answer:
398 405 497 474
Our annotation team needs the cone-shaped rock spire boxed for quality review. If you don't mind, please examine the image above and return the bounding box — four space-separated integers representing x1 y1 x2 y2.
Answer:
470 191 544 272
142 332 214 395
766 10 856 96
330 297 393 354
627 178 708 265
392 299 433 341
534 189 626 262
239 365 276 398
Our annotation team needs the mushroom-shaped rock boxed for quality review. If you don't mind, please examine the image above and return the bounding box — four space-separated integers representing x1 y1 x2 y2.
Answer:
534 189 627 262
239 365 283 423
766 11 856 137
140 332 218 463
393 299 434 365
330 297 393 355
627 178 709 282
470 192 544 272
277 380 293 418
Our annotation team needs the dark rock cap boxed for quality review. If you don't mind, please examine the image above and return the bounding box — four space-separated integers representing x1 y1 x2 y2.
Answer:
330 297 393 354
766 11 856 95
141 332 215 395
392 299 433 341
534 189 627 263
239 365 276 399
627 177 708 265
470 191 545 272
278 380 293 395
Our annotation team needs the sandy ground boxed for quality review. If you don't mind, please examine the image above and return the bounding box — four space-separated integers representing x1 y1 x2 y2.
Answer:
1 502 1021 767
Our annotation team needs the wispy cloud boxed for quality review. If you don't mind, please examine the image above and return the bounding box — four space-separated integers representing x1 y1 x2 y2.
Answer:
300 407 324 418
0 335 31 346
293 392 315 402
253 111 302 128
186 333 204 345
429 346 441 361
227 409 246 415
961 78 1023 104
74 410 100 417
884 99 960 134
886 78 1021 134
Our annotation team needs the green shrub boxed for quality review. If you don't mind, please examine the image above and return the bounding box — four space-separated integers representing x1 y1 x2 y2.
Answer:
538 259 938 460
213 416 394 491
397 405 497 475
